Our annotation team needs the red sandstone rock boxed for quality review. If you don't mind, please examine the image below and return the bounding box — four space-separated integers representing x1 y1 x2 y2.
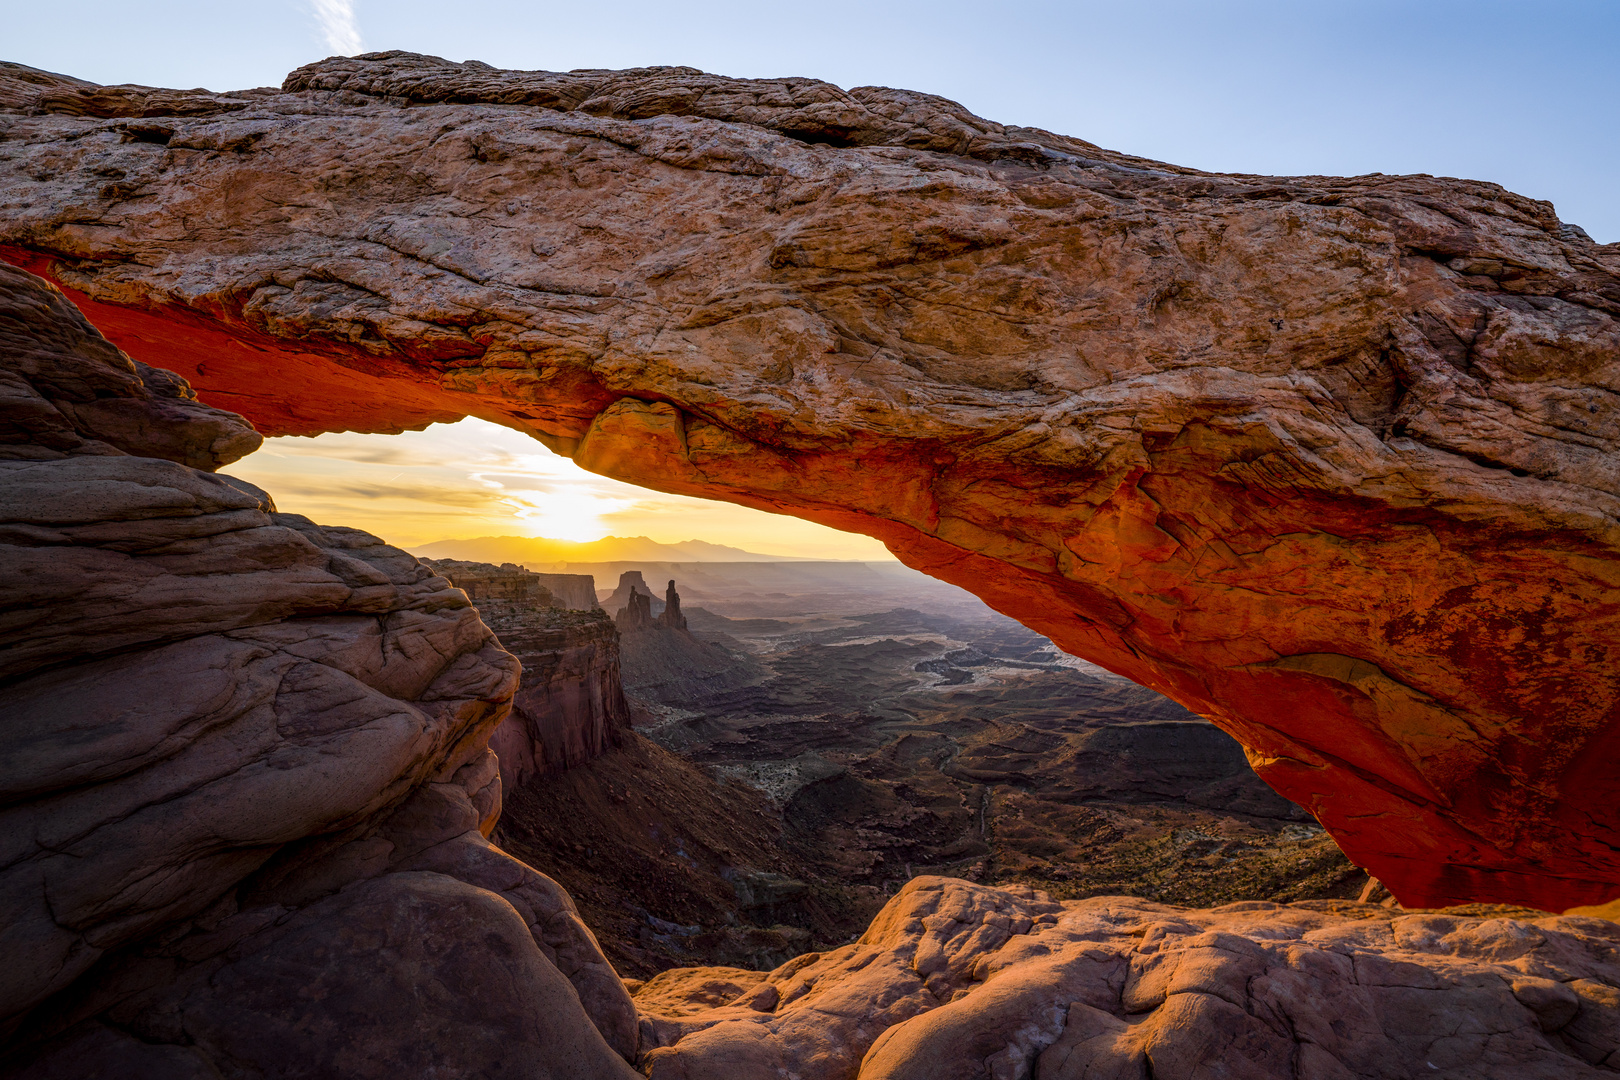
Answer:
427 557 634 790
0 264 638 1076
636 875 1620 1079
0 54 1618 909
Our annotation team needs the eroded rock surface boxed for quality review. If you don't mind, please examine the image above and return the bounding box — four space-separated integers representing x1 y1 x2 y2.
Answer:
636 875 1620 1080
0 263 638 1077
427 557 633 789
0 53 1618 908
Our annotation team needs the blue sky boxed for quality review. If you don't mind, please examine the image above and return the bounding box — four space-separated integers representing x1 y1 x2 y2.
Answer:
8 0 1618 241
7 1 1617 556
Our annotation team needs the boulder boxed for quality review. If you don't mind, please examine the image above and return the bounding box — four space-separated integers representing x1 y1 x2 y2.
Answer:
0 53 1617 908
0 263 638 1076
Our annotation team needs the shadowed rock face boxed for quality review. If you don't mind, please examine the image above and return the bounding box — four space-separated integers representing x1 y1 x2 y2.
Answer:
425 557 633 790
1 53 1618 909
0 263 639 1077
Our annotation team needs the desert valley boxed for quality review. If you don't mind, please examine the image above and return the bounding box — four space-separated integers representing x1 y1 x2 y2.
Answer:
2 34 1619 1080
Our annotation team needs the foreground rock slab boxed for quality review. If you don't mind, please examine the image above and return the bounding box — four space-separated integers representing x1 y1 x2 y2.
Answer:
636 876 1620 1080
2 53 1616 907
0 263 638 1077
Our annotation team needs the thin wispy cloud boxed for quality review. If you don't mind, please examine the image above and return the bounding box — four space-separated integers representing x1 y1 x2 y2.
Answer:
310 0 363 56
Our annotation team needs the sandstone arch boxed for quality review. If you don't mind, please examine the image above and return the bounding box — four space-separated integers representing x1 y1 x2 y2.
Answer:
2 53 1617 910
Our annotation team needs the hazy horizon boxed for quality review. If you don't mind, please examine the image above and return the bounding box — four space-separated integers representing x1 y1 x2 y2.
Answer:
225 418 899 561
411 532 873 564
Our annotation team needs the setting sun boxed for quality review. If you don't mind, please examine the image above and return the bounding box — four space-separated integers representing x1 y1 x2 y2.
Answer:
223 417 896 559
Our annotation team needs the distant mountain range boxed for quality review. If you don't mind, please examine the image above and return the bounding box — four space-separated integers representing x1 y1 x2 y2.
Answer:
409 535 832 565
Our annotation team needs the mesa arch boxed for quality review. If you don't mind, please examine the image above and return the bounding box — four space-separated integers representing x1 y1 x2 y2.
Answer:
1 52 1617 912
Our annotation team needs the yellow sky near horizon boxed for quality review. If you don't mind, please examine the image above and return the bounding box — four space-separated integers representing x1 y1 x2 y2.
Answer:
223 416 896 560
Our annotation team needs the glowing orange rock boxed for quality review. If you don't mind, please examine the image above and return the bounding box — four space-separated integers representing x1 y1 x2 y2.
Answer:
2 54 1618 910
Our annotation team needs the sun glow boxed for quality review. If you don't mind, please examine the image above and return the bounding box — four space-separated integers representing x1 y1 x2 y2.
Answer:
222 417 894 560
486 474 632 542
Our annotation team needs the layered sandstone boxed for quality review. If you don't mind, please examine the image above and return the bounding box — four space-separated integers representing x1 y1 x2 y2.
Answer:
537 570 605 610
635 875 1620 1080
427 557 633 789
0 54 1618 909
421 556 560 606
0 264 639 1076
425 556 605 611
619 588 657 631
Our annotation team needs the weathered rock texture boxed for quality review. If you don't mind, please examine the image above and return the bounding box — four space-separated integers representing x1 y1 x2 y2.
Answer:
1 53 1618 909
0 263 639 1077
422 555 604 611
635 875 1620 1080
427 557 632 789
619 588 657 631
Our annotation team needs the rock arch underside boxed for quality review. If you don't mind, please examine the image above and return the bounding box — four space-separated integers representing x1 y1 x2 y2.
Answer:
4 51 1620 1080
4 53 1620 914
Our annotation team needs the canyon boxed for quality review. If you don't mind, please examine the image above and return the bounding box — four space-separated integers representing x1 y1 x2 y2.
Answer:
1 50 1619 1080
1 53 1617 910
494 574 1373 980
2 243 1619 1075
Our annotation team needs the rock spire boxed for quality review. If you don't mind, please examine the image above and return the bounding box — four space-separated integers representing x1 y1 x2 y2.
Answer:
659 579 688 631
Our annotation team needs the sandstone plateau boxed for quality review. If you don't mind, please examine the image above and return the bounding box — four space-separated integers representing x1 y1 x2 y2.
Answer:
1 55 1619 909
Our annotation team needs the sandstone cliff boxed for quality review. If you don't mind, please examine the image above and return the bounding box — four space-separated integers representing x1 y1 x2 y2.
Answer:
493 607 632 786
606 569 664 618
1 53 1615 908
619 589 657 631
610 577 769 704
0 263 640 1077
420 556 559 606
424 557 633 790
535 570 604 610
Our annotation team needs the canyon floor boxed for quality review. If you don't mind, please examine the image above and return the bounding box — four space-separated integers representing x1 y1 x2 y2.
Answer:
495 565 1376 978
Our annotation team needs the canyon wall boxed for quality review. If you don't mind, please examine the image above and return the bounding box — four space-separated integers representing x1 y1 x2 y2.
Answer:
0 54 1617 909
494 608 630 787
420 556 559 605
0 264 640 1077
535 571 604 610
428 556 632 789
